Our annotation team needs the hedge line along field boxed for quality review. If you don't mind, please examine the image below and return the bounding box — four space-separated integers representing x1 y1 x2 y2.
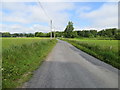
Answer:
61 38 119 69
2 38 57 88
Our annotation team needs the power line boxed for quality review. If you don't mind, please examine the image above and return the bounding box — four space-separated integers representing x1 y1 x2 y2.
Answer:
37 0 57 30
37 0 56 38
37 0 51 20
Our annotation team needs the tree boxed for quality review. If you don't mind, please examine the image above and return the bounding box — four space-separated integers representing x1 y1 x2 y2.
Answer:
84 31 93 37
26 33 34 37
90 30 97 37
2 32 11 37
105 29 113 37
35 32 43 37
55 31 63 37
115 29 120 40
12 33 19 37
64 21 74 38
19 33 24 37
0 32 2 37
98 30 106 37
77 31 85 37
71 31 78 38
46 32 50 37
115 33 120 40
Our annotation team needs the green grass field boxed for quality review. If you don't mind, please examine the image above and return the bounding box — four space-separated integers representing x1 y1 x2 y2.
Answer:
61 38 119 69
2 37 57 88
2 37 50 49
71 38 118 53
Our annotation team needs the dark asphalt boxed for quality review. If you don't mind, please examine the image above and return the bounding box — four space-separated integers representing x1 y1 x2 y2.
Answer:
23 40 118 88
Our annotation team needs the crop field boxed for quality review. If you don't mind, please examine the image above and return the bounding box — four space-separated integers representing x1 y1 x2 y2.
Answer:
62 38 119 69
2 37 57 88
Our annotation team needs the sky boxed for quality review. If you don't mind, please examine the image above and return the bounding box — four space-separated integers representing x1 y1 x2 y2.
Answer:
0 1 118 33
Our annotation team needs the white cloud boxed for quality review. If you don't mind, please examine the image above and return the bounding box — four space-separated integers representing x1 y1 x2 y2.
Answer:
0 23 53 33
1 2 75 33
1 2 118 33
79 2 118 30
32 24 50 32
76 6 92 14
3 2 74 23
0 24 27 33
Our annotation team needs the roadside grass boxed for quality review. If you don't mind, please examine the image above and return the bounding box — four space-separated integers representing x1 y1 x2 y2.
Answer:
2 39 57 88
61 38 119 69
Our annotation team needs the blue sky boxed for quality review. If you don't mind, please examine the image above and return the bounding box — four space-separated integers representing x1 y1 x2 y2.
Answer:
0 1 118 33
68 2 106 27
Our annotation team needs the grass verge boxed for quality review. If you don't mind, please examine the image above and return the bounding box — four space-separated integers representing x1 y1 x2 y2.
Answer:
2 39 57 88
61 38 119 69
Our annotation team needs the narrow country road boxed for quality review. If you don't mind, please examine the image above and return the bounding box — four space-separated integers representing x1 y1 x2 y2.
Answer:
23 40 118 88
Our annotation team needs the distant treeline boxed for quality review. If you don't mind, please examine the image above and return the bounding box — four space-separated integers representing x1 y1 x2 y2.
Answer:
0 32 49 37
1 28 120 40
75 28 120 40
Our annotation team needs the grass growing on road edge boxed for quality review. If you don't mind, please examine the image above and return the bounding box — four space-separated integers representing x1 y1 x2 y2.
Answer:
2 39 57 88
61 38 120 69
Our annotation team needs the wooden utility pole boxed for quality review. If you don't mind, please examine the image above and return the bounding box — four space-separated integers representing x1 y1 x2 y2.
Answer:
50 20 52 39
54 27 55 38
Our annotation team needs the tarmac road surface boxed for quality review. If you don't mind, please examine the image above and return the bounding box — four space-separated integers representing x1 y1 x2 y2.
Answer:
23 40 118 88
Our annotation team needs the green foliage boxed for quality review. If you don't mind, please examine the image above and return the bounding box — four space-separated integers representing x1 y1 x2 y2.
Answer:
2 39 57 88
114 29 120 40
115 33 120 40
76 28 118 39
71 31 78 38
35 32 51 37
1 27 119 40
26 33 35 37
84 31 94 37
74 28 118 39
61 38 119 69
64 21 74 38
90 30 97 37
55 31 64 37
2 32 11 37
97 28 118 38
35 32 43 37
